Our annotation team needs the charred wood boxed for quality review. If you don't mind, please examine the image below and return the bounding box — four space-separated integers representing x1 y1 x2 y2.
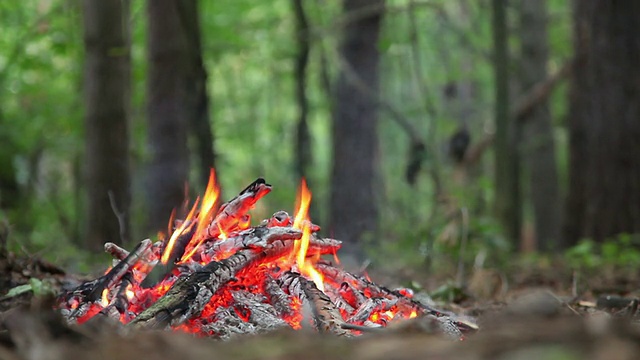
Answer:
104 242 129 261
63 239 151 307
264 275 297 319
279 271 351 337
206 178 272 238
317 262 477 333
346 298 397 324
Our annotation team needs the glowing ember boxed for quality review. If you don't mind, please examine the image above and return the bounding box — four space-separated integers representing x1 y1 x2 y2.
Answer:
126 288 135 300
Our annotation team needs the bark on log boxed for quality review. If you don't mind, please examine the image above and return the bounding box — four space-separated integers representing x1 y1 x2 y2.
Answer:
317 262 477 333
346 298 397 324
279 271 351 337
206 178 272 238
87 239 152 302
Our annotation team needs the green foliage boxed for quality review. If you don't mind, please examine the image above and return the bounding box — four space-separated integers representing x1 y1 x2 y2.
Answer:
429 281 468 303
0 0 577 273
2 277 56 299
565 235 640 270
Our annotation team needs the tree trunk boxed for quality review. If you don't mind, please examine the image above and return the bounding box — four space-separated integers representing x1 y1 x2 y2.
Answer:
492 0 521 246
565 0 640 245
146 0 190 231
518 0 561 251
292 0 312 183
82 0 131 251
329 0 384 259
177 0 216 189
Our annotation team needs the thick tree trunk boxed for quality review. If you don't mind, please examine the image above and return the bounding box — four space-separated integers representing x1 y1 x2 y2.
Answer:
518 0 561 251
177 0 216 189
492 0 521 246
565 1 640 245
146 0 190 231
329 0 384 259
82 0 131 251
292 0 312 183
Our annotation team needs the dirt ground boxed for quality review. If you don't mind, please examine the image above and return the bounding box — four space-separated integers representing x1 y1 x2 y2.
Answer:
2 246 640 360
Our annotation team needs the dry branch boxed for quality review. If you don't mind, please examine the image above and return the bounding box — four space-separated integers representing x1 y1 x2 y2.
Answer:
514 60 573 122
86 239 152 303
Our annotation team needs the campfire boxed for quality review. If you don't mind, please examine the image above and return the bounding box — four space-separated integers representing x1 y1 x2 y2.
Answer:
59 171 474 339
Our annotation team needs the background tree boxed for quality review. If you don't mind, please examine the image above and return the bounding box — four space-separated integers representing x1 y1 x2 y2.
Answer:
0 0 583 270
147 0 213 229
179 0 216 189
292 0 312 184
82 0 131 250
518 0 561 251
330 0 384 259
565 0 640 244
492 0 521 247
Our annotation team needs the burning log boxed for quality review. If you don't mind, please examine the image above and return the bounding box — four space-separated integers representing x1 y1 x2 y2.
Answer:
263 275 298 319
206 178 272 238
339 281 368 309
231 291 289 333
200 226 341 262
279 271 351 337
88 239 152 301
346 298 398 324
104 242 129 261
140 178 272 289
98 273 133 322
130 248 261 330
64 239 151 306
317 262 477 334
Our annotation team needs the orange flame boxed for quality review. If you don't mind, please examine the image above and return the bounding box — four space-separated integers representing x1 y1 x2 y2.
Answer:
181 170 221 262
101 289 109 307
292 179 324 292
161 197 200 264
217 224 227 240
125 284 135 301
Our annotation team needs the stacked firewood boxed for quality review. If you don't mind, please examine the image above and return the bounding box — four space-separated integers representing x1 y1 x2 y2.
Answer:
59 176 476 339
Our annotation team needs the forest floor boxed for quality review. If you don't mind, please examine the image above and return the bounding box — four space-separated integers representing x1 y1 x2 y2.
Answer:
1 243 640 360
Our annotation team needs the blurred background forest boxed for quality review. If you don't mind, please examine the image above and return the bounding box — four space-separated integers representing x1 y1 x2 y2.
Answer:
1 0 639 276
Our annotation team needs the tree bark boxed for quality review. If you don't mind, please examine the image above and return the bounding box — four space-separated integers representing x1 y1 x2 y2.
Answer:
565 0 640 245
518 0 561 251
82 0 131 251
292 0 312 183
146 0 190 231
329 0 384 259
177 0 216 189
492 0 521 246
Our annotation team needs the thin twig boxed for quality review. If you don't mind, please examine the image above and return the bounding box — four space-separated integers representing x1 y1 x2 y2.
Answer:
456 207 469 287
330 47 423 145
514 59 573 122
108 190 128 245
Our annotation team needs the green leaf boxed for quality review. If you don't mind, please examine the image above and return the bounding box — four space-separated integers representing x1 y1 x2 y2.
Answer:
4 283 32 298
